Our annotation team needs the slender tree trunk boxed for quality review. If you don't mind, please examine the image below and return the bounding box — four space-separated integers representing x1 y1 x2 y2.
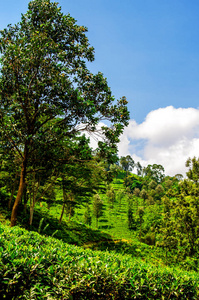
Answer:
29 205 34 226
10 145 28 227
59 202 65 224
10 164 26 226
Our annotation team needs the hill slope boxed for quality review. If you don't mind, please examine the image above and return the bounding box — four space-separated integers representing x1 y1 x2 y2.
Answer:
1 223 199 299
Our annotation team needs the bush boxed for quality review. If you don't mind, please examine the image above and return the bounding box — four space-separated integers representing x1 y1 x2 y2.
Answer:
0 224 199 299
140 232 156 246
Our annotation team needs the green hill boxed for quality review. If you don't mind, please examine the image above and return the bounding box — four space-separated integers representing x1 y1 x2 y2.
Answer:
1 171 199 299
1 223 199 299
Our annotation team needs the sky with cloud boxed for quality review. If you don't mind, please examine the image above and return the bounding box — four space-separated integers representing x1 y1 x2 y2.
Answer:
118 106 199 176
1 0 199 176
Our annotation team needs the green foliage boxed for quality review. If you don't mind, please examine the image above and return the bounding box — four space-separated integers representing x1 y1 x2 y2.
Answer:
0 0 129 226
143 164 165 183
38 217 44 234
116 189 126 206
119 155 135 173
186 157 199 183
93 194 103 228
159 192 199 260
155 158 199 263
2 2 199 295
0 224 199 299
140 232 156 246
106 186 116 208
140 189 148 203
136 161 143 176
148 180 157 190
154 184 165 201
137 206 145 238
124 174 143 192
84 204 92 226
133 187 140 197
127 201 136 230
115 170 127 180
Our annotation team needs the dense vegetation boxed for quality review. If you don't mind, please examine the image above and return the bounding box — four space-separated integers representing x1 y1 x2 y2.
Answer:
1 156 199 298
0 224 199 299
0 0 129 227
1 0 199 299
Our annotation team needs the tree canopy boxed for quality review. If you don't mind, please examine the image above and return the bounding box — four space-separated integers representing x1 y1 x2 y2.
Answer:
0 0 129 226
120 155 135 174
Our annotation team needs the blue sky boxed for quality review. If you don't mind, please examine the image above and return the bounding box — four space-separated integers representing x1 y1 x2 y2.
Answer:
1 0 199 175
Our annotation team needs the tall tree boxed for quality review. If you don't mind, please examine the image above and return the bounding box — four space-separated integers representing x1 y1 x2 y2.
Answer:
106 186 116 209
143 164 165 183
84 204 92 226
58 149 106 224
120 155 135 175
128 201 136 230
0 0 129 226
137 207 145 239
136 161 143 176
160 187 199 258
186 157 199 184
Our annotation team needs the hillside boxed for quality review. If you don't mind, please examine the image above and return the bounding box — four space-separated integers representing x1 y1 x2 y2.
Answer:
1 168 199 299
1 0 199 298
0 223 199 299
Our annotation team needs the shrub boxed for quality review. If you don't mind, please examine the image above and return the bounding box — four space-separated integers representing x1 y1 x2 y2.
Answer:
0 224 199 299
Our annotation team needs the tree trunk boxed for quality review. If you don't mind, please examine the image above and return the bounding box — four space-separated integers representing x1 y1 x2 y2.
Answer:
10 146 28 227
59 202 65 224
10 165 26 226
29 205 34 226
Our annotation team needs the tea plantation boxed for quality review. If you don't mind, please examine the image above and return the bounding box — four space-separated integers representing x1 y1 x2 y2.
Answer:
0 224 199 299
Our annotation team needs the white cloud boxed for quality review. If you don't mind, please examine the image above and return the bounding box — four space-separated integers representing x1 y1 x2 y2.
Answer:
82 122 106 150
118 106 199 176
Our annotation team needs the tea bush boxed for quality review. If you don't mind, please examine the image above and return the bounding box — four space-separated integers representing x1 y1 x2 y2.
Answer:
0 224 199 299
